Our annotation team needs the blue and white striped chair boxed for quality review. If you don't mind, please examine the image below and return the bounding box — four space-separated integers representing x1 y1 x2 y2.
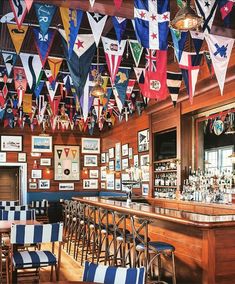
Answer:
0 201 19 206
9 223 63 283
0 209 35 221
0 205 28 211
83 261 146 284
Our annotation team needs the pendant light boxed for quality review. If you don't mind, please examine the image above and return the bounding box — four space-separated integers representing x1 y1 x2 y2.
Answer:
91 46 105 97
170 0 203 31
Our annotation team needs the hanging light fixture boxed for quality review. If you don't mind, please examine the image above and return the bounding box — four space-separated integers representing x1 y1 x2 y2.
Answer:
170 0 203 31
91 46 105 97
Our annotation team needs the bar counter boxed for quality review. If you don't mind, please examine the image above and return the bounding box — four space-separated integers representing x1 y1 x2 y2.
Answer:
73 197 235 284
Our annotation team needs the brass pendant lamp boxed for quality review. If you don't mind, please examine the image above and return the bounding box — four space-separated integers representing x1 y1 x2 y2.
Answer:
91 46 105 97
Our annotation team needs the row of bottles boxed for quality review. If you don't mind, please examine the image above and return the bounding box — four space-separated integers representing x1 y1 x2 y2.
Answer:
154 188 176 199
154 160 177 171
154 173 177 186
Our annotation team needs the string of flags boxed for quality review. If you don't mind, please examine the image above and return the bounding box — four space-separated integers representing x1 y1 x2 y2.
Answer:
0 0 234 133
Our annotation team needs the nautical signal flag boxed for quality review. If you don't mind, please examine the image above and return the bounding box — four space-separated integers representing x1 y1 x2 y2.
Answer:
9 0 28 29
219 0 235 27
167 71 182 107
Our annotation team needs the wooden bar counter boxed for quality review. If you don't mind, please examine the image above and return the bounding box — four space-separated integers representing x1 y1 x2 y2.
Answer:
73 197 235 284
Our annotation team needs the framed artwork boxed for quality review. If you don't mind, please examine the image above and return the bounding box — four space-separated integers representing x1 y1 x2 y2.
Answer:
108 148 115 159
122 158 129 170
54 145 80 181
38 179 50 189
81 138 100 154
101 182 106 189
138 129 149 153
0 152 6 162
115 179 121 191
115 142 121 171
59 183 74 191
83 179 98 189
129 148 133 159
18 152 26 162
31 169 42 179
106 173 115 190
106 153 109 163
142 183 149 196
31 136 52 153
29 183 37 190
89 169 99 178
109 160 114 171
1 135 22 152
134 155 139 167
100 166 107 181
140 154 149 167
121 173 130 191
84 155 98 167
101 153 106 163
40 158 51 166
140 154 150 181
122 144 129 156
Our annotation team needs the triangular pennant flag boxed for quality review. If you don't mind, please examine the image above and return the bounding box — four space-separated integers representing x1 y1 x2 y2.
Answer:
2 51 17 77
23 93 32 114
20 53 43 90
114 0 123 9
205 34 234 95
60 7 83 59
129 39 143 67
176 0 184 8
126 79 136 100
9 0 28 29
46 81 59 101
170 28 188 62
89 0 95 7
57 149 62 159
34 3 56 36
25 0 33 12
204 51 214 77
7 24 28 54
134 67 145 82
112 17 127 43
87 12 108 47
64 148 70 157
102 37 126 85
93 98 102 120
179 51 203 104
48 95 61 115
33 28 55 67
13 66 27 91
195 0 218 34
71 149 77 159
48 57 63 81
167 71 182 107
34 81 44 99
44 69 55 87
190 31 205 54
219 0 234 27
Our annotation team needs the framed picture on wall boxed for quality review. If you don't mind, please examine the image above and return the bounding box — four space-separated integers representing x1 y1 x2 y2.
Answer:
142 183 149 196
31 136 52 153
101 153 106 163
31 170 42 179
89 169 99 179
18 152 26 162
100 166 107 181
40 158 51 166
115 142 121 171
122 158 129 170
59 183 74 191
108 148 114 159
106 173 115 190
29 183 37 190
84 155 98 167
122 144 129 156
83 179 98 189
115 179 121 191
0 152 6 162
38 179 50 189
81 138 100 154
138 129 149 153
1 135 22 152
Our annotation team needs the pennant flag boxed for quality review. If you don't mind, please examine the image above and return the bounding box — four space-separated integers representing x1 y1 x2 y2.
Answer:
113 67 131 112
33 28 55 67
87 12 108 47
133 0 170 50
13 66 27 106
60 7 83 59
190 31 205 54
34 80 44 99
129 39 143 67
48 57 63 81
204 51 214 77
64 148 70 157
7 24 28 54
20 53 42 90
46 81 59 101
143 50 168 100
177 0 184 8
170 28 188 62
126 79 136 100
195 0 218 34
25 0 33 12
179 51 203 104
114 0 123 9
9 0 27 29
219 0 234 27
205 34 234 95
63 74 73 92
89 0 95 7
101 37 126 85
48 95 61 115
57 149 62 159
167 71 182 107
23 93 32 113
134 67 145 82
2 51 17 77
34 3 56 35
112 17 127 43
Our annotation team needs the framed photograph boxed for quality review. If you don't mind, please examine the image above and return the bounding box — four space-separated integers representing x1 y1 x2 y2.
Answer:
83 179 98 189
122 158 129 170
1 135 22 152
142 183 149 196
129 148 133 159
101 182 106 189
108 148 115 159
18 152 26 162
106 173 115 190
100 166 107 181
0 152 6 162
122 144 129 156
140 154 150 181
109 160 114 171
54 145 80 181
29 183 37 190
134 155 139 167
101 153 106 163
121 173 130 191
115 179 121 191
84 155 98 167
89 169 99 179
81 138 100 154
140 154 149 167
40 158 51 166
106 153 109 163
59 183 74 191
138 129 149 153
31 169 42 179
31 136 52 153
115 142 121 171
38 179 50 189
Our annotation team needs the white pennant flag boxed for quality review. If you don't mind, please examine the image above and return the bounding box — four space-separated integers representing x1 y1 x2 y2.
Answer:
2 51 17 77
101 37 126 85
20 53 42 90
46 81 59 101
87 12 108 47
89 0 95 7
113 86 123 113
205 34 234 95
134 67 145 82
80 74 94 122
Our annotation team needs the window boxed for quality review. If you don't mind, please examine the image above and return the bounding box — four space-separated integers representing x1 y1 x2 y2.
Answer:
205 146 233 174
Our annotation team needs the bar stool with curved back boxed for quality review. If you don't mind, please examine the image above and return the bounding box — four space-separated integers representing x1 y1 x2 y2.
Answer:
66 201 79 254
130 215 176 284
63 200 74 248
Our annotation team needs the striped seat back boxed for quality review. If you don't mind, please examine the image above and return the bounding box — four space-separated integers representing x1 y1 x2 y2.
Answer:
83 261 145 284
31 200 49 208
11 222 63 244
0 209 36 221
0 201 19 206
0 205 28 211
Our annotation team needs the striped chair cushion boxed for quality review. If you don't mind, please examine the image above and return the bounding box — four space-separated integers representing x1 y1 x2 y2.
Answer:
83 261 145 284
0 209 35 221
13 250 56 269
0 201 19 206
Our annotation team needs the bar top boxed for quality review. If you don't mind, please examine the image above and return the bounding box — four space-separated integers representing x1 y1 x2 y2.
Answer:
73 197 235 228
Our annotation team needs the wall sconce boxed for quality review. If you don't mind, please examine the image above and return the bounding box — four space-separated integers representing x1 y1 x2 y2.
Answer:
46 167 51 174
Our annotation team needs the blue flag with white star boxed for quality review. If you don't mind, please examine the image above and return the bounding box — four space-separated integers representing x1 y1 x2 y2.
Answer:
112 16 127 43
